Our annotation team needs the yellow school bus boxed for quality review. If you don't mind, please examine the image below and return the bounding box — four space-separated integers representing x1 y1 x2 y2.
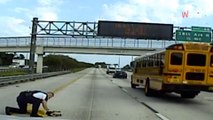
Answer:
131 42 213 98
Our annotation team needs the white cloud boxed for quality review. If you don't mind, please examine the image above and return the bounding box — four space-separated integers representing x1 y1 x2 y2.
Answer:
0 0 64 36
102 0 180 24
15 0 63 21
38 0 53 6
38 0 63 7
0 0 11 4
102 0 213 25
103 3 135 21
14 7 29 13
0 17 30 36
34 7 58 21
33 0 63 21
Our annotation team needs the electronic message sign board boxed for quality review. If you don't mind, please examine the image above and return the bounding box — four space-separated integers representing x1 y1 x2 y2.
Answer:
97 21 173 40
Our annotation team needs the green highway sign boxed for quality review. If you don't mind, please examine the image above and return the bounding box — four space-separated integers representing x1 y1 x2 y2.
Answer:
192 26 212 32
176 30 212 42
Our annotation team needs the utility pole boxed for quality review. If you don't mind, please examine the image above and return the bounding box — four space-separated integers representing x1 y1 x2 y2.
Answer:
29 17 38 73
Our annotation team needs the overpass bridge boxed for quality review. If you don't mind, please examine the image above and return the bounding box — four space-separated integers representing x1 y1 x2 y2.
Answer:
0 36 174 73
0 18 185 73
0 36 173 54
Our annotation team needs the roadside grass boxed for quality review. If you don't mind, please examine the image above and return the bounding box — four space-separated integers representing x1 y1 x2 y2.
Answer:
71 67 87 73
0 71 28 77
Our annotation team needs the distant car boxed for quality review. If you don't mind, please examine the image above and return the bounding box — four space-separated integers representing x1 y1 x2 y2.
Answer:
106 67 116 74
113 70 127 79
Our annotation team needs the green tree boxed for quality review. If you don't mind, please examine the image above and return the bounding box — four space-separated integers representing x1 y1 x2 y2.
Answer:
43 54 93 72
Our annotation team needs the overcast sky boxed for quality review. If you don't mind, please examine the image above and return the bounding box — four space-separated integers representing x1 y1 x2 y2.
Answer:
0 0 213 67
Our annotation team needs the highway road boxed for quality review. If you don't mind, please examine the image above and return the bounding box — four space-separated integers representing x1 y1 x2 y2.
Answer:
0 68 213 120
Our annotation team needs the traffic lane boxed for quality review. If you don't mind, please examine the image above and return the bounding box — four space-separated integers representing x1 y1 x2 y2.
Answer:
92 69 159 120
49 68 160 120
48 69 95 120
131 90 213 120
0 69 91 117
109 76 213 120
100 68 132 81
0 68 160 120
197 91 213 103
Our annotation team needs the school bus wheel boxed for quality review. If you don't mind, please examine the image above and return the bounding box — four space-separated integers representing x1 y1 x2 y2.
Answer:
144 79 153 96
131 82 137 88
131 79 137 89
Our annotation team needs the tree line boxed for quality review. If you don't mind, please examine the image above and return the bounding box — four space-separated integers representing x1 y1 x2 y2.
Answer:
43 55 94 72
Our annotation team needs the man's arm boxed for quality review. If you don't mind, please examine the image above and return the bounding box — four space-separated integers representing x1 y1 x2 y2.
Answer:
42 100 49 111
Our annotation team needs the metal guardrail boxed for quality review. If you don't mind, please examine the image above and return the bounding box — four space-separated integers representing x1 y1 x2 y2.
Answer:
0 71 71 86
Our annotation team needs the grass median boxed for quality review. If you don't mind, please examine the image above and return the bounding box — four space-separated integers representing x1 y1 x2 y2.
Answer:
0 71 28 77
0 67 88 77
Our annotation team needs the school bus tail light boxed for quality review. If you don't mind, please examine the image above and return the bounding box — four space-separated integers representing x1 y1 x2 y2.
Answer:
165 76 172 83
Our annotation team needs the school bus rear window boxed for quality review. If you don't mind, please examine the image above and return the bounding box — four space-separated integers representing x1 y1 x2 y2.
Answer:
170 52 182 65
210 55 213 67
187 53 206 66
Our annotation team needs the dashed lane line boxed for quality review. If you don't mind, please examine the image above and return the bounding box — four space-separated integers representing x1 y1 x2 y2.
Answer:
98 70 170 120
111 80 170 120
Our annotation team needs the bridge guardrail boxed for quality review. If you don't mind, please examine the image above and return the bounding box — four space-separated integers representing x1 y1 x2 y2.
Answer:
0 71 71 86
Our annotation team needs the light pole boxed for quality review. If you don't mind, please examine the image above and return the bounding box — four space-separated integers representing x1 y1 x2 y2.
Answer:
118 55 120 68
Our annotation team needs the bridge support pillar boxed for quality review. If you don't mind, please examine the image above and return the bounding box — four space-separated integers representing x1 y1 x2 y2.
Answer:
36 46 44 73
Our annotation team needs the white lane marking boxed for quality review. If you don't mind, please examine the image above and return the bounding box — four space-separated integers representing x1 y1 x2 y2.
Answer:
121 88 128 93
107 73 170 120
156 113 170 120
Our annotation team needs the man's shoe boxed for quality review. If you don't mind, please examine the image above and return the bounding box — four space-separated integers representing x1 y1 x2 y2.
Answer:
5 107 11 115
30 114 43 117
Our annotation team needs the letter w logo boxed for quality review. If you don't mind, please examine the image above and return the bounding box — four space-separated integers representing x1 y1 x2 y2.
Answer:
182 10 189 18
